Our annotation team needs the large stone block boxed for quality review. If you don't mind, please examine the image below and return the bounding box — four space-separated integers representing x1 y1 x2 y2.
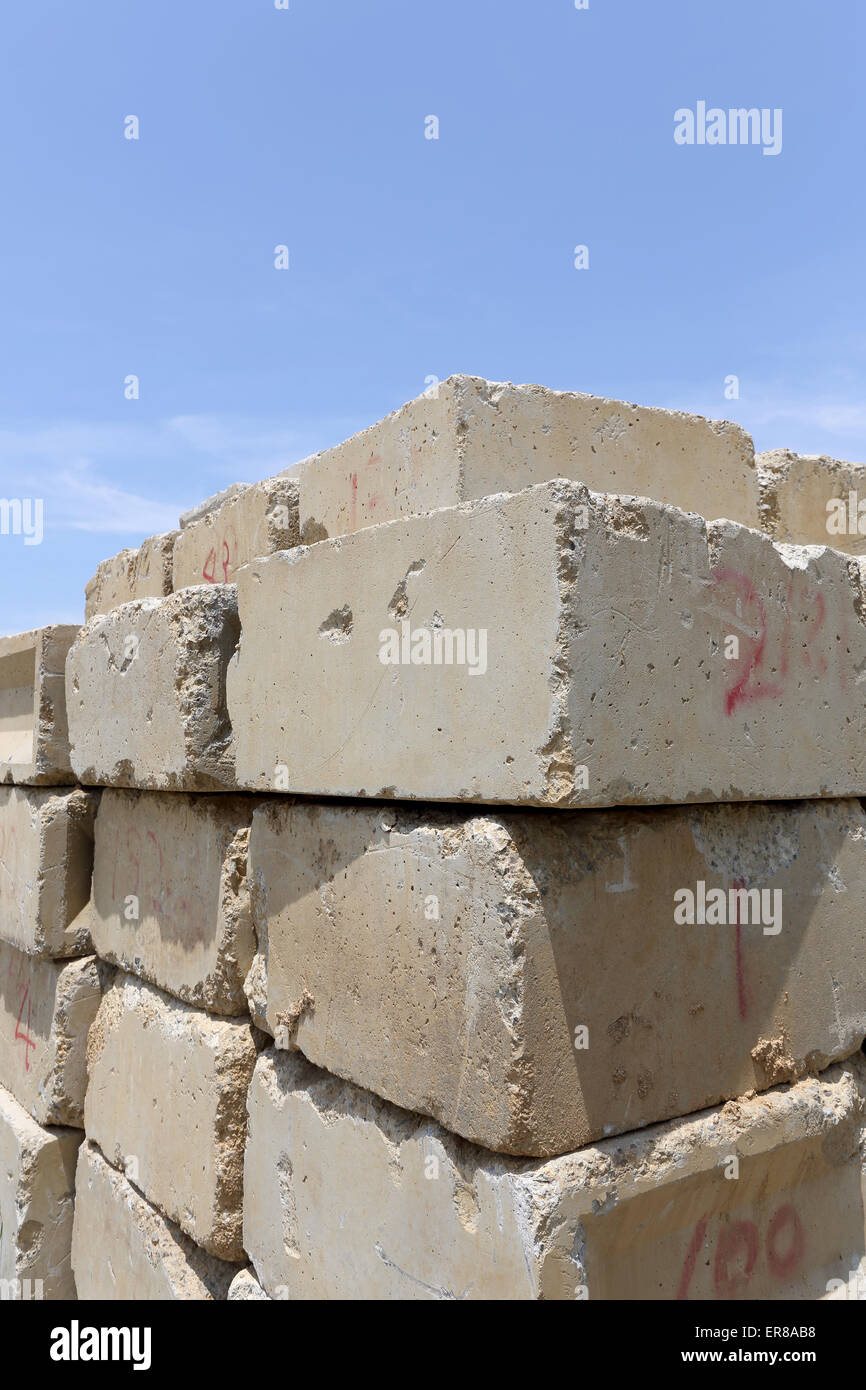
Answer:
172 478 299 590
66 588 239 791
85 975 257 1260
0 786 98 958
244 1050 866 1301
0 1081 81 1300
72 1142 236 1300
0 940 107 1127
0 627 79 785
298 376 759 541
86 789 257 1015
757 449 866 555
229 479 866 806
84 531 178 621
249 798 866 1157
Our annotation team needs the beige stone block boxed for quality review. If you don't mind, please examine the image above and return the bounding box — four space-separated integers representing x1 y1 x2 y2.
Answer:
86 789 257 1015
298 376 758 542
0 626 78 785
66 588 239 791
249 798 866 1157
172 478 299 590
757 449 866 555
85 974 257 1260
84 532 178 621
0 786 98 958
244 1050 866 1301
72 1141 236 1300
227 1266 271 1300
229 479 866 807
0 1081 81 1299
0 940 107 1127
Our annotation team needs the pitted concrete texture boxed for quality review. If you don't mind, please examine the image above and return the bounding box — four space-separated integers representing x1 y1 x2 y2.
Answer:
85 974 257 1261
172 477 299 590
66 588 239 791
757 449 866 556
0 626 79 785
0 940 107 1127
248 798 866 1157
0 1081 81 1300
244 1049 866 1301
0 786 98 957
86 789 257 1015
84 531 178 621
229 479 866 806
227 1266 271 1300
72 1142 236 1300
298 375 759 542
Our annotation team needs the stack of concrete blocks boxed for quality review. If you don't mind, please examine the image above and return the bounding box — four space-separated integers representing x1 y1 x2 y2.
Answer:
0 625 106 1301
58 377 866 1300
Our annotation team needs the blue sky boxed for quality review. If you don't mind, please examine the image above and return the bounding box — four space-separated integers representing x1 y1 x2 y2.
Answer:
0 0 863 634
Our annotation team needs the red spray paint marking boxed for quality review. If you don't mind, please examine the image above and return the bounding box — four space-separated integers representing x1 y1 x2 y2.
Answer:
766 1204 805 1279
676 1214 709 1300
15 983 35 1072
677 1203 805 1300
713 1220 758 1298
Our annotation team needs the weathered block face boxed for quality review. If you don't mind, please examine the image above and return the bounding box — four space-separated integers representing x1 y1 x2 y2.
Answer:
228 479 866 807
87 789 258 1015
757 449 866 555
85 974 258 1261
66 589 239 792
84 531 178 621
247 797 866 1157
0 941 107 1127
297 375 759 542
172 478 299 591
243 1051 866 1302
0 627 79 785
0 1082 82 1300
0 786 98 958
72 1142 236 1300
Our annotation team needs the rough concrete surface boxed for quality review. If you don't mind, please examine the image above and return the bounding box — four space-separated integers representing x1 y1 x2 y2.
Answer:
0 940 107 1127
229 478 866 806
0 785 98 957
85 532 178 621
0 1080 81 1299
298 375 759 541
72 1141 236 1300
85 974 257 1261
244 1049 866 1301
248 797 866 1156
172 477 299 590
66 588 239 791
227 1266 271 1300
0 626 79 785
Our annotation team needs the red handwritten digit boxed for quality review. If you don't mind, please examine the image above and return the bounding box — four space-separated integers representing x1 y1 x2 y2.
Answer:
15 983 36 1072
676 1215 709 1300
766 1204 804 1280
713 1219 759 1298
202 546 217 583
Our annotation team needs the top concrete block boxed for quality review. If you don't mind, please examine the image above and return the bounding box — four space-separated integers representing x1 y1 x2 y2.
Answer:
0 626 79 785
758 449 866 556
228 479 866 807
172 477 299 591
66 589 239 792
85 532 177 621
298 376 759 541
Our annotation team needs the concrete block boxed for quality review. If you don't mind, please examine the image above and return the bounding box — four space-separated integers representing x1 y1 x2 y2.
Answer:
249 798 866 1156
66 588 239 791
172 477 299 590
0 1081 81 1300
758 449 866 555
72 1141 236 1300
86 789 257 1015
0 786 98 958
85 974 257 1260
0 627 78 785
227 1266 271 1300
298 375 759 542
244 1050 866 1301
84 532 178 621
0 940 107 1127
229 478 866 807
